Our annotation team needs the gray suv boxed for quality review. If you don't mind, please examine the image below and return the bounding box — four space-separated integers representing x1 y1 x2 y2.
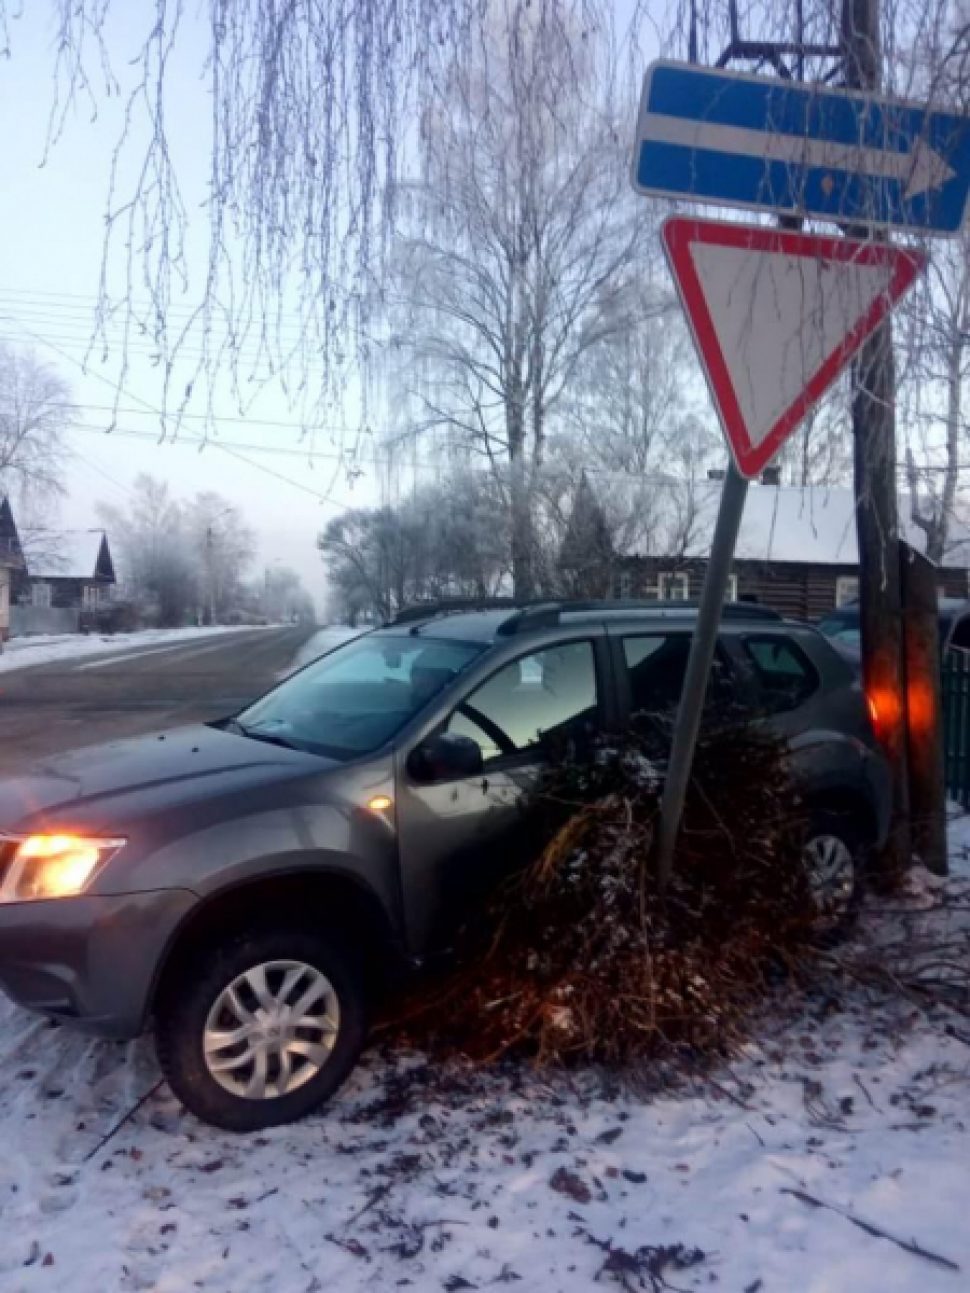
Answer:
0 600 890 1130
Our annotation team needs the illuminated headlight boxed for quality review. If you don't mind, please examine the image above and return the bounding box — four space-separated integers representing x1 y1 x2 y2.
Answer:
0 834 126 903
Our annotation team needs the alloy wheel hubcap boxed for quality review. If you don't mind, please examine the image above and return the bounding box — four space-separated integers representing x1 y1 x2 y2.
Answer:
803 834 856 916
203 959 340 1100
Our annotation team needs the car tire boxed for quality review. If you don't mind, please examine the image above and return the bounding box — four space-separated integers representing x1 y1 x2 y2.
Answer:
802 807 867 937
155 926 367 1132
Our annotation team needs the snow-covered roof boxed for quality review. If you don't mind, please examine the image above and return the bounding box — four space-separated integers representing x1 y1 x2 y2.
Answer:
26 530 108 580
589 476 970 568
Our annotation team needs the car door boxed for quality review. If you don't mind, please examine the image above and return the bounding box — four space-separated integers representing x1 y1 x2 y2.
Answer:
395 635 608 955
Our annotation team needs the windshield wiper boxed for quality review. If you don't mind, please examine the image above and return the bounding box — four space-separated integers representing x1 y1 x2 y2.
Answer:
227 719 299 751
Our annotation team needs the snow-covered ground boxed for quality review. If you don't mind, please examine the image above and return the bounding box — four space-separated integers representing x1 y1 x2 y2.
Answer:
0 626 266 675
1 830 969 1291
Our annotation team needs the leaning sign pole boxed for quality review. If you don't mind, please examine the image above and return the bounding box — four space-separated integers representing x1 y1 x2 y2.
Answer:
630 57 969 889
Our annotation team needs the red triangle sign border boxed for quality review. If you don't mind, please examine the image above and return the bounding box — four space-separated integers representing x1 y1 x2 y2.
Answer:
661 217 928 480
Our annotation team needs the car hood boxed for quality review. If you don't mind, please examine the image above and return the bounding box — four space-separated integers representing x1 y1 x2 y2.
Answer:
0 724 336 836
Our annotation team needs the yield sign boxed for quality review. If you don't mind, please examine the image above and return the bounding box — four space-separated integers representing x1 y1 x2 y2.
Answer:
661 217 927 479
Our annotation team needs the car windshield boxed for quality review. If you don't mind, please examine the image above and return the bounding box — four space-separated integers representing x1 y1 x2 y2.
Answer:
233 634 485 760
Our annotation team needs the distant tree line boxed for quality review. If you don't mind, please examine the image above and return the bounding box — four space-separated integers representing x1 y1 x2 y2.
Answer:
98 474 314 628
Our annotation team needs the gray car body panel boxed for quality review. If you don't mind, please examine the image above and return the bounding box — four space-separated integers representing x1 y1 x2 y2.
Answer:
0 725 400 917
0 888 197 1037
0 608 892 1038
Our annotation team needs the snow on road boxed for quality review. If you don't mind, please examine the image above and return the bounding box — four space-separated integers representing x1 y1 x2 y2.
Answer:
0 626 270 675
1 833 969 1291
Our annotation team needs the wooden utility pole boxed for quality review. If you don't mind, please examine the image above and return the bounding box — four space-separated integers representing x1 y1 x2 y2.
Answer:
900 542 948 874
842 0 911 876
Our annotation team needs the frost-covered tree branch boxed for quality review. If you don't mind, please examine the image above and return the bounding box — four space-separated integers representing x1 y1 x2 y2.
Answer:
18 0 639 439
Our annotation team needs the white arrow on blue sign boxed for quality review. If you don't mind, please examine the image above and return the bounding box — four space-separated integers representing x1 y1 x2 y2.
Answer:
632 60 970 235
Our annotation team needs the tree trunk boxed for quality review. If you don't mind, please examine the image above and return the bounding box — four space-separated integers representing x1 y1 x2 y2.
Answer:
852 319 911 875
510 430 534 600
901 542 947 875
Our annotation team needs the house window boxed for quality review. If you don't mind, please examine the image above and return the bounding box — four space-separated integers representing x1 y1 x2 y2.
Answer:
835 576 859 608
82 585 99 611
32 582 52 609
617 571 634 599
726 574 739 603
658 572 689 601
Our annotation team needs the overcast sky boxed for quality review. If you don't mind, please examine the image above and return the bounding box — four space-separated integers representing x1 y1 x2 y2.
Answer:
0 5 390 610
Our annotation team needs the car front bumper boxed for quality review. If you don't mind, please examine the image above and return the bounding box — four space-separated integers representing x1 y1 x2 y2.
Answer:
0 888 197 1038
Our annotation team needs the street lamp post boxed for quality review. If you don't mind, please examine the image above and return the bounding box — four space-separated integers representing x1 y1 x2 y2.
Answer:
205 507 235 626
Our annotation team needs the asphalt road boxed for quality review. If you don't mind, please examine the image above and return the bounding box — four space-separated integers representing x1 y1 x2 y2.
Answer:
0 626 316 774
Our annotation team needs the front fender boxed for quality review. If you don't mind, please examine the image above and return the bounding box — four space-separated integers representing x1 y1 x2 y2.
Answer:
92 800 402 935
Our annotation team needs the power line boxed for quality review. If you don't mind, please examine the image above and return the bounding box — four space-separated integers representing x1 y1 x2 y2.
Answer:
65 422 350 463
52 400 351 437
72 450 138 500
10 322 350 506
0 290 314 338
64 423 481 480
0 312 326 370
0 326 301 368
0 285 313 328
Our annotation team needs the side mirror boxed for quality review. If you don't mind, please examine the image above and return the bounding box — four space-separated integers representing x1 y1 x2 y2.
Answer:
408 732 484 783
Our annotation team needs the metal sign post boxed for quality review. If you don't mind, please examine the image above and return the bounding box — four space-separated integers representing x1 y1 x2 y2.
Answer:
653 463 748 887
650 217 923 885
632 57 958 888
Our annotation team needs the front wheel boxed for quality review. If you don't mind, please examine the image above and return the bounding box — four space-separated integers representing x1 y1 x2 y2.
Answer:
802 808 866 935
156 927 367 1131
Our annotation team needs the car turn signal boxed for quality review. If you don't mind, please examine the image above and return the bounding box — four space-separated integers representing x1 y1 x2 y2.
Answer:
0 834 125 903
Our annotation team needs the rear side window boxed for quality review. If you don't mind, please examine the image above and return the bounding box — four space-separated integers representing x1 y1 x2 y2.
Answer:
743 636 818 713
621 635 731 716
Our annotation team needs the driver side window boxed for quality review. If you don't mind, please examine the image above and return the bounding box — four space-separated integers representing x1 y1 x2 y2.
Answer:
447 641 598 764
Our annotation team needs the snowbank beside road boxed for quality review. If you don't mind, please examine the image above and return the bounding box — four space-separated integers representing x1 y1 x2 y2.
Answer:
1 824 969 1290
0 626 261 675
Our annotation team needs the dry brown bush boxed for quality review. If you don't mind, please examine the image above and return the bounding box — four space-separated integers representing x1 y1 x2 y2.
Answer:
388 722 819 1065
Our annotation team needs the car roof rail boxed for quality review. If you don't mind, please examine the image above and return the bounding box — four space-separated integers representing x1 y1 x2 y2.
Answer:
387 597 520 627
496 598 782 635
386 597 782 634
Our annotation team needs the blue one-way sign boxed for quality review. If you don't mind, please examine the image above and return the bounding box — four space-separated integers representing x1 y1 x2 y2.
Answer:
632 61 970 235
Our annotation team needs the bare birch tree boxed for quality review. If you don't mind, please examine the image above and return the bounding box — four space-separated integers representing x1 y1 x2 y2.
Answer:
560 281 687 478
898 9 970 561
0 344 71 503
388 5 649 595
320 471 509 621
902 229 970 561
